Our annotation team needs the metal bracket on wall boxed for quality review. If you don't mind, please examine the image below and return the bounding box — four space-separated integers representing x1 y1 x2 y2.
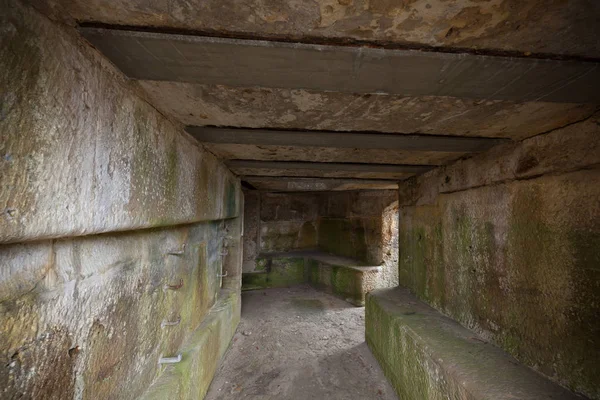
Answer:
158 354 182 364
161 316 181 329
163 278 184 291
218 271 228 278
166 244 186 256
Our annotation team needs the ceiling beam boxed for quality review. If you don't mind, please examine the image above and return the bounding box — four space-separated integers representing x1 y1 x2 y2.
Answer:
81 27 600 103
244 177 398 191
226 160 433 174
188 127 509 153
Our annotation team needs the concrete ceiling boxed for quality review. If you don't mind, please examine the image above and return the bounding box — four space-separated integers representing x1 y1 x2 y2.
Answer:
29 0 600 191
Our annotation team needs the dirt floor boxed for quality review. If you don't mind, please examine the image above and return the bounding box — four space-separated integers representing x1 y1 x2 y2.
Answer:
205 285 398 400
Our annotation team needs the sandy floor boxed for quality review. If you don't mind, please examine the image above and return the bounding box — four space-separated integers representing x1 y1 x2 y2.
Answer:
205 285 398 400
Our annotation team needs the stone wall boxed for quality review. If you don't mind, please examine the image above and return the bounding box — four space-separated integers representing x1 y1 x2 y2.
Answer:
397 113 600 399
259 192 320 254
0 1 242 398
242 191 320 272
318 191 397 265
243 190 399 288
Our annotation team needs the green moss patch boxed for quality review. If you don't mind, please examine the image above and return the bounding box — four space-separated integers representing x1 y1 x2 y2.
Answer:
242 257 305 291
366 287 582 400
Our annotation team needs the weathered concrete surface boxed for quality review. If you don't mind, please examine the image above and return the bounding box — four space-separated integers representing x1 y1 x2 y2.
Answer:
259 193 319 253
242 257 306 291
366 287 584 400
30 0 600 59
205 286 397 399
242 191 398 279
241 168 411 180
318 190 398 267
1 221 229 399
307 258 380 307
190 127 508 152
242 192 320 273
228 160 432 177
246 177 398 191
242 251 381 306
242 191 399 293
207 143 469 167
242 191 260 273
81 28 600 103
397 114 600 398
318 218 381 262
0 0 240 244
141 82 597 140
1 1 244 399
141 289 241 400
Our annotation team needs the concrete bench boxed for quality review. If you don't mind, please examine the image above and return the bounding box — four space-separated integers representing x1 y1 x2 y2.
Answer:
242 251 381 306
366 287 583 400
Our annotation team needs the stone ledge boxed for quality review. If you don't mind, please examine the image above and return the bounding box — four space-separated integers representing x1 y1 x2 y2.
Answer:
242 251 381 306
366 287 585 400
141 289 241 400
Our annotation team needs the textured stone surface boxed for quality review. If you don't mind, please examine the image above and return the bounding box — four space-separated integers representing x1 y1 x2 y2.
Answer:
318 191 398 266
396 115 600 398
80 28 600 104
140 83 597 140
242 257 306 291
366 287 583 400
0 221 228 399
242 191 260 273
246 177 398 191
242 191 398 290
0 1 244 399
241 251 381 306
242 192 320 273
259 193 319 254
29 0 600 58
141 289 240 400
0 0 240 244
307 258 380 306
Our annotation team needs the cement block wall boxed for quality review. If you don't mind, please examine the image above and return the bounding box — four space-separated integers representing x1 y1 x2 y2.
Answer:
0 1 242 398
397 113 600 399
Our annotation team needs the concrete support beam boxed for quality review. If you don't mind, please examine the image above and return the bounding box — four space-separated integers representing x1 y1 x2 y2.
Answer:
227 160 432 173
80 27 600 103
189 127 509 153
243 177 398 192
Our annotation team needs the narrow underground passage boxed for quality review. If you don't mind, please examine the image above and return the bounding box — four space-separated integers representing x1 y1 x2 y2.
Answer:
1 1 599 399
204 286 397 399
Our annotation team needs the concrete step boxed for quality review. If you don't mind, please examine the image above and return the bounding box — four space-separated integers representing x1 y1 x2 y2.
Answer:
366 287 585 400
141 289 240 400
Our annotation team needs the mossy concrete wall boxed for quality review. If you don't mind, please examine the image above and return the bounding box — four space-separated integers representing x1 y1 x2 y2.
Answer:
366 287 584 400
397 114 600 399
141 289 241 400
0 1 243 398
242 191 260 272
0 0 240 244
242 192 319 273
317 191 398 287
243 190 399 288
259 193 319 254
307 259 380 306
242 257 306 291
